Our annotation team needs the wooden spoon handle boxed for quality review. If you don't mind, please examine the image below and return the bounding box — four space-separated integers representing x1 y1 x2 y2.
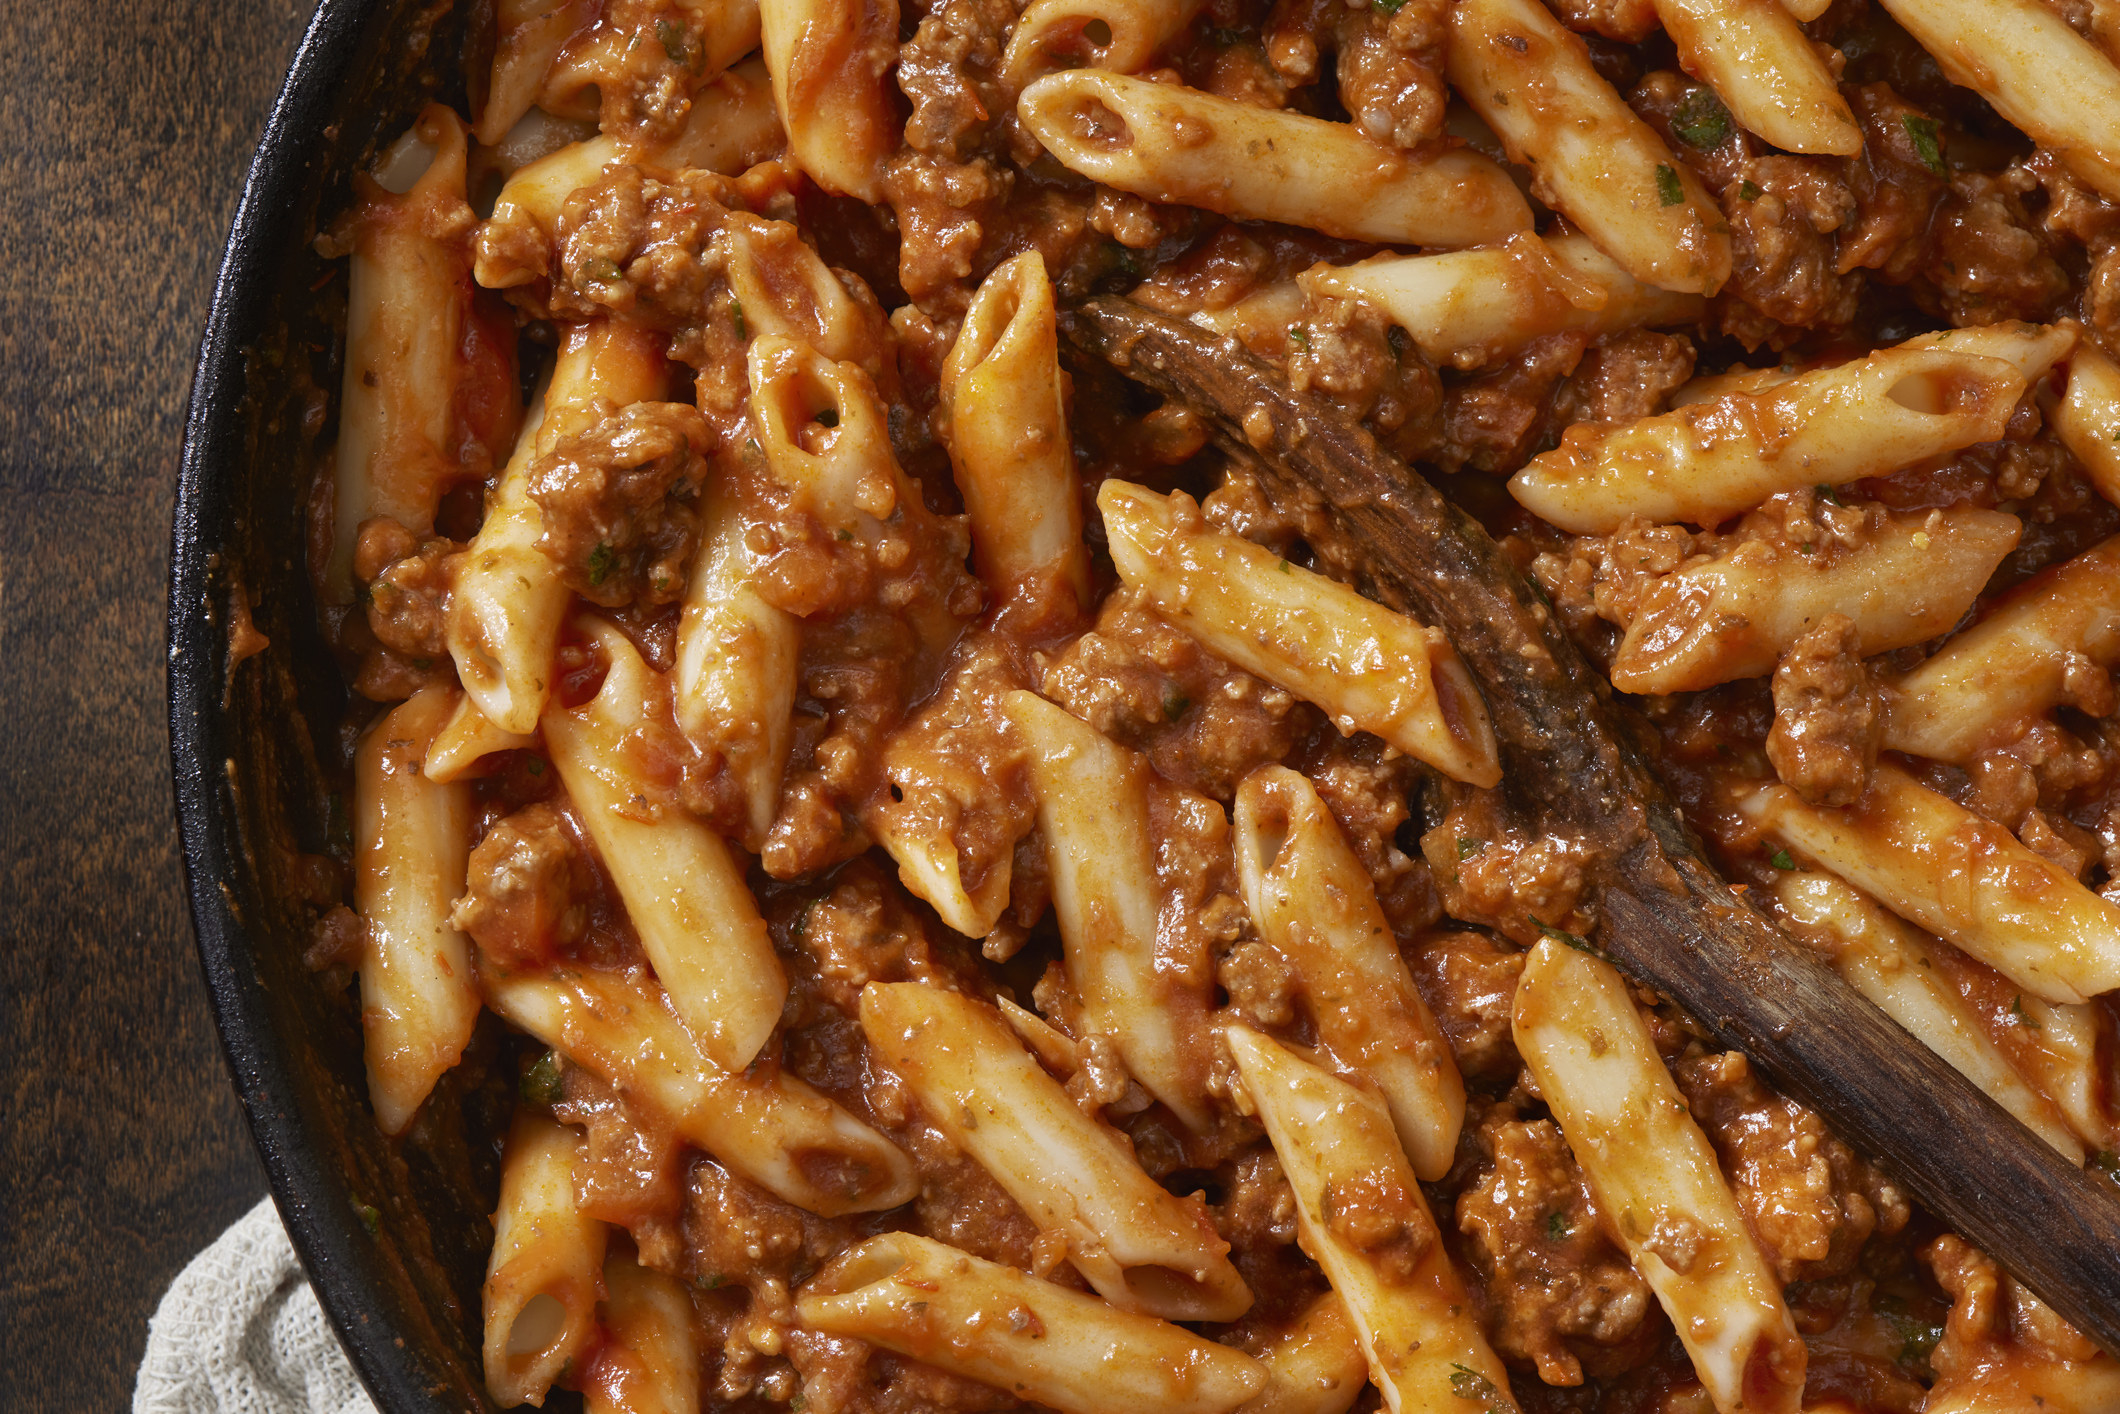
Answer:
1062 295 2120 1353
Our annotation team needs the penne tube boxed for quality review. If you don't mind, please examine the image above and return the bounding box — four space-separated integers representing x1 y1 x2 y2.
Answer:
1448 0 1729 294
476 0 599 145
1233 767 1465 1180
1736 765 2120 1005
1924 1359 2120 1414
542 0 763 119
795 1233 1267 1414
331 106 479 600
1002 0 1206 90
581 1250 700 1414
1876 0 2120 200
1651 0 1860 156
1883 534 2120 761
542 619 786 1072
449 320 669 734
941 252 1092 609
1188 281 1307 354
1511 941 1807 1414
1508 329 2065 533
483 962 918 1215
425 689 538 784
1223 1025 1520 1414
1099 481 1501 787
999 994 1082 1072
722 214 885 373
1004 689 1213 1130
483 1113 607 1409
860 982 1252 1321
1769 872 2084 1162
1609 507 2022 695
1235 1292 1369 1414
355 684 479 1135
1299 232 1707 372
1670 364 1797 407
2050 342 2120 509
2000 993 2120 1153
474 58 782 290
757 0 900 202
1778 0 1830 18
1016 70 1530 249
672 487 799 853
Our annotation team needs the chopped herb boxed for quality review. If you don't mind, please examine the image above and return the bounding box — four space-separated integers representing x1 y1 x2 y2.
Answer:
2010 994 2041 1029
1287 323 1312 352
1655 164 1684 207
353 1200 382 1237
1163 686 1191 720
816 407 840 427
1904 115 1946 175
1545 1210 1570 1241
1770 848 1797 871
1277 558 1291 573
1458 836 1484 860
697 1272 728 1289
520 1050 564 1105
1449 1361 1508 1413
1815 483 1843 506
1800 542 1816 554
1387 325 1410 359
1672 87 1732 150
587 542 616 587
790 1395 808 1411
1738 179 1763 201
411 657 432 671
745 435 761 456
2093 1150 2120 1184
526 757 544 777
730 298 747 340
835 527 854 542
1374 0 1408 13
655 17 689 63
791 898 818 941
582 256 624 284
1207 25 1247 45
1532 916 1602 958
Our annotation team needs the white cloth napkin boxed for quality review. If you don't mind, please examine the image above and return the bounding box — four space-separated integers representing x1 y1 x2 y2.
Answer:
136 1196 378 1414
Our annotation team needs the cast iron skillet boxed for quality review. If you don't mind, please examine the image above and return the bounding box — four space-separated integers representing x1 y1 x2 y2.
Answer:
171 1 517 1407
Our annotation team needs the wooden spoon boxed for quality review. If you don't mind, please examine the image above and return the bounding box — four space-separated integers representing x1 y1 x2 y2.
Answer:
1061 294 2120 1353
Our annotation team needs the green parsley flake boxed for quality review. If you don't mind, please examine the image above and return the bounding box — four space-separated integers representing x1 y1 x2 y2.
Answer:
1904 115 1946 175
1738 179 1763 201
730 298 747 340
1374 0 1408 14
1545 1210 1570 1241
1458 836 1484 860
816 407 840 427
1672 87 1731 150
1815 483 1843 506
1533 916 1602 958
1655 164 1684 207
587 542 616 587
1449 1362 1508 1413
1163 686 1191 720
656 17 688 63
1288 323 1312 352
1770 848 1796 871
521 1050 564 1106
353 1200 382 1237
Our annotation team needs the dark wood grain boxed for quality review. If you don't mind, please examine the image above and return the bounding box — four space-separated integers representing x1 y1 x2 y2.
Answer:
1062 295 2120 1355
0 1 319 1406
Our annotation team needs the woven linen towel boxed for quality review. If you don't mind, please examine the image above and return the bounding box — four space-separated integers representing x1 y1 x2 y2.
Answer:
136 1196 377 1414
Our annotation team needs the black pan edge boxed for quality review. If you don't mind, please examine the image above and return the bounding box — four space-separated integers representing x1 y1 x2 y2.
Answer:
170 1 499 1409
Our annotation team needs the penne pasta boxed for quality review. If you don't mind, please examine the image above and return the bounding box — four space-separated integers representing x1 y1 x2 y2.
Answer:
757 0 901 202
2049 341 2120 509
795 1233 1267 1414
1511 941 1807 1414
1002 0 1205 90
1233 766 1465 1180
1651 0 1859 156
1609 507 2022 695
1004 689 1213 1130
1448 0 1729 294
1099 481 1501 786
474 58 782 291
860 982 1252 1320
331 106 482 600
1299 232 1707 372
1736 765 2120 1005
424 688 538 784
542 619 786 1072
672 486 799 853
1883 534 2120 762
1876 0 2120 200
1223 1025 1520 1414
355 683 479 1135
482 962 917 1215
476 0 598 145
580 1250 701 1414
483 1113 607 1409
1016 70 1531 249
541 0 763 120
1509 326 2071 533
1768 872 2084 1162
449 320 669 735
1235 1292 1368 1414
941 252 1092 610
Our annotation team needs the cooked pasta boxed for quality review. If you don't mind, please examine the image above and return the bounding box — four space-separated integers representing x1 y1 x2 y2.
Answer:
304 0 2120 1408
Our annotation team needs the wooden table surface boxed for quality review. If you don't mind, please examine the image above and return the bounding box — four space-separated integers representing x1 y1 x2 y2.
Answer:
1 1 323 1405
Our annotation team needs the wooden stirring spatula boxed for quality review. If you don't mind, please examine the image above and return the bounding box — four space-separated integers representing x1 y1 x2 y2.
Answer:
1061 295 2120 1354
